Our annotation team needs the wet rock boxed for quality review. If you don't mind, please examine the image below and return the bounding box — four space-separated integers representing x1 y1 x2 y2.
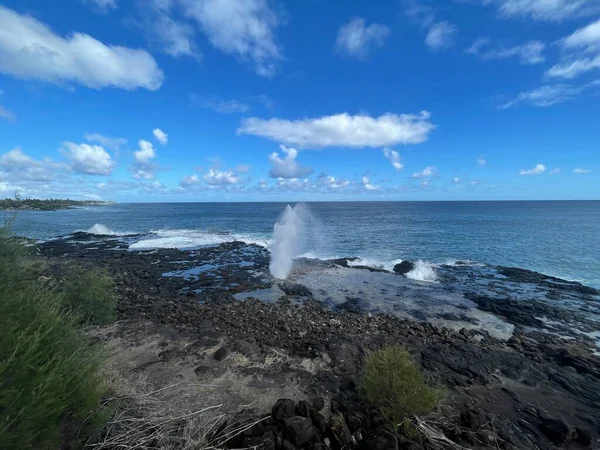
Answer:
279 282 313 297
541 418 576 445
365 429 399 450
393 260 415 275
284 416 317 447
214 346 228 361
273 399 297 421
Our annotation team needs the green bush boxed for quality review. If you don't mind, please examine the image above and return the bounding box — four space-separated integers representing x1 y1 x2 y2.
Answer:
61 266 117 326
0 227 110 449
359 346 443 427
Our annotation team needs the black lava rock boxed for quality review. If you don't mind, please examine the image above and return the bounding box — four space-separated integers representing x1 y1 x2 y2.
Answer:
213 346 228 361
296 400 312 418
542 418 576 445
284 416 317 447
279 281 313 297
393 261 414 275
364 429 399 450
272 399 297 421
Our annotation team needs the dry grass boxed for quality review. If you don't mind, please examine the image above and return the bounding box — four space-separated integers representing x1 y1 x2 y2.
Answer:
88 370 268 450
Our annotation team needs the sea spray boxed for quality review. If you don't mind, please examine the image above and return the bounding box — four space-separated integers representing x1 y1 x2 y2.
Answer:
269 204 309 279
406 260 438 282
87 224 116 236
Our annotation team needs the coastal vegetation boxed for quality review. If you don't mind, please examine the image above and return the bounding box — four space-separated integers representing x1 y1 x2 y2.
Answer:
360 346 443 428
0 198 113 211
0 226 114 450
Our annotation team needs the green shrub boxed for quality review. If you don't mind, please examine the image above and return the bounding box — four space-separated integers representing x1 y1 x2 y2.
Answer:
61 266 117 326
359 346 443 427
0 228 110 449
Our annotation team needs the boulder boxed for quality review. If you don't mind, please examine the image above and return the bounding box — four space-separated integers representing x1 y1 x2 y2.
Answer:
331 412 353 447
284 416 317 447
393 261 415 275
213 346 228 361
541 418 576 445
364 430 399 450
272 399 297 421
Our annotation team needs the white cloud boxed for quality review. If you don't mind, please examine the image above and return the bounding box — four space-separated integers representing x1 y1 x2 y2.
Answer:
520 163 546 175
477 155 487 166
562 17 600 51
546 57 600 79
383 148 404 171
276 177 313 191
334 17 390 59
466 37 545 64
84 0 117 11
85 133 127 150
499 81 599 108
319 175 350 189
62 142 115 175
0 148 69 182
179 173 200 187
0 6 164 90
132 139 158 180
268 145 314 179
0 105 15 121
203 168 240 185
238 112 435 149
425 21 458 51
191 94 250 113
236 164 250 173
135 139 156 163
453 177 461 183
180 0 282 77
0 148 36 168
143 2 199 59
493 0 600 21
573 168 592 174
412 166 437 178
153 128 168 145
550 168 561 174
547 18 600 79
362 176 380 191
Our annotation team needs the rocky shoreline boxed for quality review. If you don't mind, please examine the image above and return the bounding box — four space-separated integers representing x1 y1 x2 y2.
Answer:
37 233 600 449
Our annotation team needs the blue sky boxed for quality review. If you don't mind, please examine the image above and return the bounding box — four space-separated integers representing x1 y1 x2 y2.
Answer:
0 0 598 202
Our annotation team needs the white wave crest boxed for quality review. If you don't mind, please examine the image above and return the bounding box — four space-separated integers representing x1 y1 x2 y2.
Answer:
406 260 438 282
347 257 403 272
129 228 271 250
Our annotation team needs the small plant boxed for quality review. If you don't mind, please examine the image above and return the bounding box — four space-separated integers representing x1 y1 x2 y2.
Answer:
359 346 443 427
61 266 117 325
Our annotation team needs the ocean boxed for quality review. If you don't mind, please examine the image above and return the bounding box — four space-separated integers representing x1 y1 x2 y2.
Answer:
9 200 600 288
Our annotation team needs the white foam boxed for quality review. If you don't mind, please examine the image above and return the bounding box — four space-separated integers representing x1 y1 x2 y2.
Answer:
347 257 403 272
129 228 271 250
406 260 438 282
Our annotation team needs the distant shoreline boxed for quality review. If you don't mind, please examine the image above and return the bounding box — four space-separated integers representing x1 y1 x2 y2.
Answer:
0 199 115 212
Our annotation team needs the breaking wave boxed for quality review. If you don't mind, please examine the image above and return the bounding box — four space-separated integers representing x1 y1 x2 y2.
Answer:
129 229 271 250
346 257 404 272
406 260 438 282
